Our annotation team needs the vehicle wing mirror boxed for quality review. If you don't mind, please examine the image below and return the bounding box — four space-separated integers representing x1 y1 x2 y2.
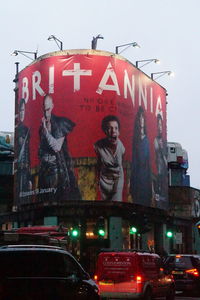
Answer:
82 271 90 280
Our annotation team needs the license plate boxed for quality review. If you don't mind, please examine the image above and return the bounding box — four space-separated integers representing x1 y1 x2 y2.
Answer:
172 270 183 274
99 281 114 285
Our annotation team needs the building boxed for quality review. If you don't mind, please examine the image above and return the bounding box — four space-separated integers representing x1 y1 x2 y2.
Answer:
0 49 198 274
0 132 14 217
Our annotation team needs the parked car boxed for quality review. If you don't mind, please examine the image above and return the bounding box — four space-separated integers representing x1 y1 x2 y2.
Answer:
94 250 175 300
0 245 100 300
164 254 200 295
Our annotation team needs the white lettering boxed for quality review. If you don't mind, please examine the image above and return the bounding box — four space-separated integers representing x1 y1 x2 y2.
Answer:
124 70 135 106
62 63 92 92
32 71 45 100
139 77 147 109
150 87 153 113
96 62 120 95
22 77 29 103
19 187 57 198
49 66 54 94
155 96 163 117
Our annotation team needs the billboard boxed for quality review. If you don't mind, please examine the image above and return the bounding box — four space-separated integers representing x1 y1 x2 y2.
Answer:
15 50 168 209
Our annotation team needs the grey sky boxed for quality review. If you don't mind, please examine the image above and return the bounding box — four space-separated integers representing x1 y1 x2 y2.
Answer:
1 0 199 188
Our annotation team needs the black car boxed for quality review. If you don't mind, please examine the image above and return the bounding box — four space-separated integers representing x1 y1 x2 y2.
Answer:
0 245 100 300
164 254 200 295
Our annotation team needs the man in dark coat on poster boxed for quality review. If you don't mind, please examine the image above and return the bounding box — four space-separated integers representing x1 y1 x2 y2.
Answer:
38 94 81 201
17 98 32 201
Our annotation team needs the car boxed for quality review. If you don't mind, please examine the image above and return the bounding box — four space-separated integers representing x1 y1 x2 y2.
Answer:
163 254 200 296
0 245 100 300
94 250 175 300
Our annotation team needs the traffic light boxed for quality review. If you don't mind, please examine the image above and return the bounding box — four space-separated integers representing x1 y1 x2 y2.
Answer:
130 226 137 234
130 214 152 235
70 227 80 238
71 228 79 237
98 228 105 237
166 230 173 238
94 217 106 238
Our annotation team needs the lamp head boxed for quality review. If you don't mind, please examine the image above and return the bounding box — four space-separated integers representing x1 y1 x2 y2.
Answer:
132 42 140 48
168 71 175 77
11 50 19 57
154 59 160 64
47 35 55 41
97 34 104 39
151 70 175 80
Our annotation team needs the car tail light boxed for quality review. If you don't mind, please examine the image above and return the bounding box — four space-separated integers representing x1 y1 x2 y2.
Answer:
135 275 142 283
160 267 164 272
94 274 98 281
185 268 199 277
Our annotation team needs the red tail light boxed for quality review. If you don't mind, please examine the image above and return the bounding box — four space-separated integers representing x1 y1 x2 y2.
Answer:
185 268 199 277
94 274 98 281
136 275 142 283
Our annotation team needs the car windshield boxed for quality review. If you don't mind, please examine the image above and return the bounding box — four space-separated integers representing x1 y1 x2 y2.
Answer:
165 256 196 269
0 251 66 277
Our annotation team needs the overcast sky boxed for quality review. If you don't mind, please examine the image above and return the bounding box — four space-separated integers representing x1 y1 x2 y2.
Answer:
1 0 199 188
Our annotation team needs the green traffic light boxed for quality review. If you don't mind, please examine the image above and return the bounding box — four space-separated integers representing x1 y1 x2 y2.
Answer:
130 226 137 234
166 231 173 238
71 229 79 237
98 229 105 237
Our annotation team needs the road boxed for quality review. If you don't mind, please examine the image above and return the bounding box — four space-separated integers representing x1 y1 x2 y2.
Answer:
176 296 199 300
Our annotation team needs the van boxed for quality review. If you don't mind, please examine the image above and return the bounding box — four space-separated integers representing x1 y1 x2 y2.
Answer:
0 245 99 300
94 250 175 300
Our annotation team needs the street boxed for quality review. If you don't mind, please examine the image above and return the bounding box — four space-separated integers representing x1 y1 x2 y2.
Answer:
175 291 200 300
110 296 199 300
150 296 199 300
176 298 199 300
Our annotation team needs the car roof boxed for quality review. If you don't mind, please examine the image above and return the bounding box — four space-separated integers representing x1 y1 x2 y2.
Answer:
99 251 159 257
0 245 70 254
168 254 200 258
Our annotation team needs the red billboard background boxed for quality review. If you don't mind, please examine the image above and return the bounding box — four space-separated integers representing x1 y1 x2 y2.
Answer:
15 50 168 208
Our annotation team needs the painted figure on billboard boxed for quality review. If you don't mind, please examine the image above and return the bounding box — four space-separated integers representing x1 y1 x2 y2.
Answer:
94 115 125 201
17 98 32 198
154 113 168 205
130 106 152 206
38 94 81 201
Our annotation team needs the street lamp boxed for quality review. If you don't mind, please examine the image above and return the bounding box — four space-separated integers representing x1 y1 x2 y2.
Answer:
91 34 104 50
47 35 63 50
151 71 174 80
136 58 160 68
11 50 37 60
115 42 140 54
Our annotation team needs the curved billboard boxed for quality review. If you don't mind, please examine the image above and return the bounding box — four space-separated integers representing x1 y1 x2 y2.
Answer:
15 49 168 209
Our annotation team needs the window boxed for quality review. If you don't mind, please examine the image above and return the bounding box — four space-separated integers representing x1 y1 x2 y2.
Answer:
0 251 66 277
165 256 193 269
170 147 175 153
64 254 82 277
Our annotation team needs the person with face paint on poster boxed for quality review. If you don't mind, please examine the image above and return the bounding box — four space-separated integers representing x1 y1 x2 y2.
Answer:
94 115 125 201
38 94 81 201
